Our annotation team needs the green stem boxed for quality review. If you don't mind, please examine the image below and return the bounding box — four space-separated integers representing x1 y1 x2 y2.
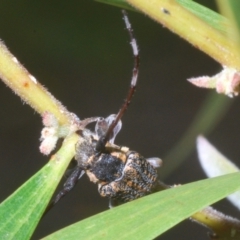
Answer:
0 40 76 125
192 207 240 239
126 0 240 69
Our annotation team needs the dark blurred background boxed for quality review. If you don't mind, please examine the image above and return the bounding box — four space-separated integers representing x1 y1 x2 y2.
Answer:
0 0 239 239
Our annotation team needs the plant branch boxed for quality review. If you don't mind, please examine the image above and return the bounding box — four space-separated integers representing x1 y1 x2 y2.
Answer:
192 207 240 239
126 0 240 69
0 40 78 126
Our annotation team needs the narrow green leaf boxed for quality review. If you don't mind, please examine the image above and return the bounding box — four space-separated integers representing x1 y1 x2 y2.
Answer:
229 1 240 34
177 0 231 36
0 134 78 240
197 135 240 210
43 172 240 240
216 0 240 45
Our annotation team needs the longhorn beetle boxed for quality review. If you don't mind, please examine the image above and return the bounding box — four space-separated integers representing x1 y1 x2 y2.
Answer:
47 10 162 211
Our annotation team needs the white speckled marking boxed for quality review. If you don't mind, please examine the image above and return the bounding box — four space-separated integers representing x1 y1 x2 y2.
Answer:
131 39 138 56
12 57 19 63
29 75 37 84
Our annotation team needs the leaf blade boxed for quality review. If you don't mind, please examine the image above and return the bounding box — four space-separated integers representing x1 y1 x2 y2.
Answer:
0 134 78 240
43 172 240 240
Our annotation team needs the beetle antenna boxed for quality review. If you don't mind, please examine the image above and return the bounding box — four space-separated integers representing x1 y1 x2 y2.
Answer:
95 10 139 152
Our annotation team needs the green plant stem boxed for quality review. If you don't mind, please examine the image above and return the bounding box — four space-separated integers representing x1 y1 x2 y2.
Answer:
0 40 75 125
126 0 240 69
192 207 240 239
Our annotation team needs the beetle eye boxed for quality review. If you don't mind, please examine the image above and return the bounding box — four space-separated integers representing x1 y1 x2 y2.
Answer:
105 114 122 144
95 117 108 138
95 114 122 144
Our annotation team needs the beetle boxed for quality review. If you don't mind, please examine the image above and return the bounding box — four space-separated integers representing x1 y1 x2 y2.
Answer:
75 114 161 207
47 10 162 211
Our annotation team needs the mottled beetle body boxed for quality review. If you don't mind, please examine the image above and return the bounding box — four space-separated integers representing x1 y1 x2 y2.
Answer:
75 125 159 205
98 151 158 202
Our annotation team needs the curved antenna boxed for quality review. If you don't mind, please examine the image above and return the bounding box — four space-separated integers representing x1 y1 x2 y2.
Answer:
95 10 139 152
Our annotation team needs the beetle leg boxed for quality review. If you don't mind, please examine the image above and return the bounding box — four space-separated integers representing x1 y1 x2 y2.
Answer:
44 166 84 215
